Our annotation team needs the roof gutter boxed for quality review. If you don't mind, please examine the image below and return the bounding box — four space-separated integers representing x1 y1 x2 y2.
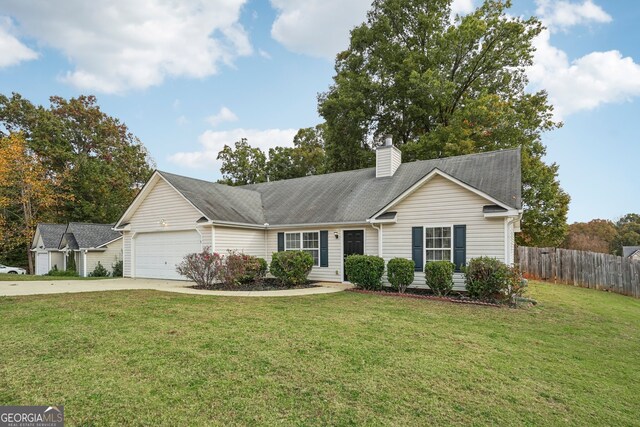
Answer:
207 219 372 230
483 209 522 218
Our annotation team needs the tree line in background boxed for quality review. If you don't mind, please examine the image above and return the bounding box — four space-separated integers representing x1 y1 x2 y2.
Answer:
561 214 640 256
217 0 570 248
0 93 154 272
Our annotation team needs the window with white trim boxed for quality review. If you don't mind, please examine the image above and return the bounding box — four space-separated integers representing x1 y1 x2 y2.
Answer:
285 231 319 266
425 226 452 262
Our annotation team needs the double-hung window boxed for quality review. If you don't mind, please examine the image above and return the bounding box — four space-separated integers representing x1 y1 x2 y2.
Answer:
284 231 319 266
425 226 452 262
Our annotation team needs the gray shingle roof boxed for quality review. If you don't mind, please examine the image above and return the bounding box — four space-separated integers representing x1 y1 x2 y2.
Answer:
623 246 640 258
159 172 266 225
35 224 68 249
158 148 521 226
59 223 121 249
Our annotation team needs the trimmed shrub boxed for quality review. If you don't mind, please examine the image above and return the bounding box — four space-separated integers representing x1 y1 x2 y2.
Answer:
464 257 524 303
241 257 268 283
270 251 313 287
89 261 110 277
46 266 79 277
345 255 385 290
112 259 123 277
387 258 415 293
176 247 223 288
425 261 455 296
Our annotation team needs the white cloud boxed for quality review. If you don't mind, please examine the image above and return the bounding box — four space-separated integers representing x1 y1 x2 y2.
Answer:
0 17 37 67
528 29 640 118
1 0 252 93
206 107 239 127
176 115 189 126
169 128 298 169
535 0 611 31
258 49 272 60
451 0 475 16
271 0 478 59
270 0 371 59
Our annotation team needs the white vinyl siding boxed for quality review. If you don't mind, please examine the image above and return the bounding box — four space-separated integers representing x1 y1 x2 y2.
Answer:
376 146 402 178
85 239 123 276
50 252 64 271
365 227 379 256
381 174 506 291
215 226 266 258
128 178 203 231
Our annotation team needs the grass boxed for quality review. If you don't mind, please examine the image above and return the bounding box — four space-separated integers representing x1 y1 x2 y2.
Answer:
0 273 110 281
0 282 638 426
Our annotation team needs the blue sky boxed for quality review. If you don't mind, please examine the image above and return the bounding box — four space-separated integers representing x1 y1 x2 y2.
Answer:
0 0 638 223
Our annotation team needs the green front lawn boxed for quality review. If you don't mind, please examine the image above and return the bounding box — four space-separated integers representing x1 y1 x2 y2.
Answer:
1 282 638 425
0 273 110 281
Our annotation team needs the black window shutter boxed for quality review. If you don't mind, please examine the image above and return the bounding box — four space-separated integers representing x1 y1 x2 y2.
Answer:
412 227 424 272
320 231 329 267
277 232 285 252
453 225 466 272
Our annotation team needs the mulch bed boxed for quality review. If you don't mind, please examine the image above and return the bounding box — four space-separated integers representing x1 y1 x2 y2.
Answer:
190 278 319 291
346 288 502 307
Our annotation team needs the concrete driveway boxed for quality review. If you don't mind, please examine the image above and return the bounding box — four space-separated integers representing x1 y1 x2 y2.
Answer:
0 277 351 297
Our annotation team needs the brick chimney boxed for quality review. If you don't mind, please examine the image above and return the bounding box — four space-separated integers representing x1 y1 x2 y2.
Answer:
376 135 401 178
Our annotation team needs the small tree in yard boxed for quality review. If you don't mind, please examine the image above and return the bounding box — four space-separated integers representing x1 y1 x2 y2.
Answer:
425 261 455 296
387 258 415 293
176 247 223 289
89 261 110 277
345 255 385 290
270 251 313 287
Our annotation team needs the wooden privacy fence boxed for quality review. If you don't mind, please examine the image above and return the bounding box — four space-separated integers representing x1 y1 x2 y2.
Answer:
517 246 640 298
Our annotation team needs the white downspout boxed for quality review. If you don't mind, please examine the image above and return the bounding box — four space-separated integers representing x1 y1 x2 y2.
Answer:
370 223 383 258
504 217 517 265
83 250 87 277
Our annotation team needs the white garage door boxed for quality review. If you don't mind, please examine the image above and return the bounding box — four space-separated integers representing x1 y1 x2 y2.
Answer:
134 230 201 280
36 252 49 275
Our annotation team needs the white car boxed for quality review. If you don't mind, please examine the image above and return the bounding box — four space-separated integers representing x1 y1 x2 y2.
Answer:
0 264 27 274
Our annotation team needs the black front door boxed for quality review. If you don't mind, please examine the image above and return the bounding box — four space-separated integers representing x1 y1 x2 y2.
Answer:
343 230 364 280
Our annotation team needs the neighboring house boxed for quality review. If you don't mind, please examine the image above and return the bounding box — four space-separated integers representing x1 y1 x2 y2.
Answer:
31 224 68 275
114 143 522 290
623 246 640 261
32 223 123 276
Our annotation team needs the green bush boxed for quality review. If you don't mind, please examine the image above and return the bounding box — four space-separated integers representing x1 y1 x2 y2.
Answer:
425 261 455 296
89 261 110 277
464 257 523 302
387 258 415 293
112 259 123 277
238 255 268 284
46 265 79 277
270 251 313 287
345 255 385 290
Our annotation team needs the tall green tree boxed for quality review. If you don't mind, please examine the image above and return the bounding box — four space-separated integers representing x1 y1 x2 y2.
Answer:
561 219 618 254
267 125 327 181
612 213 640 256
318 0 570 246
217 138 267 185
0 93 154 224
